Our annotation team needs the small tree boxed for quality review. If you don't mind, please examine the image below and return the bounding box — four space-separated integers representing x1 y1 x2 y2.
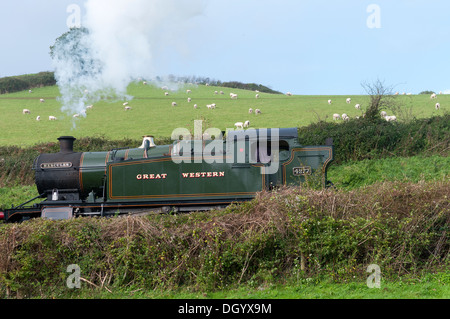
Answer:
361 79 396 121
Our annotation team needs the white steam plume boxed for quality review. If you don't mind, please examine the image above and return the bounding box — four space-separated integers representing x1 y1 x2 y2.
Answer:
52 0 206 117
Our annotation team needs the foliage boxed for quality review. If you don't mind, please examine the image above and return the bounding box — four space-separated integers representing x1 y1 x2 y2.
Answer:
0 181 448 297
0 72 56 94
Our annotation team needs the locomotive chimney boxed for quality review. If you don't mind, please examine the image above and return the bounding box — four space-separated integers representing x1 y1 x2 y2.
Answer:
57 136 76 153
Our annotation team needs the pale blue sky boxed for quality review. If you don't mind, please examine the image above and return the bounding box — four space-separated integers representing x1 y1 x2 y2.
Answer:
1 0 449 94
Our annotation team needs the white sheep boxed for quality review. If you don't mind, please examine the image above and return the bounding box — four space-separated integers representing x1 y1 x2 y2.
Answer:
22 109 30 114
172 102 177 107
206 104 216 109
49 116 57 121
244 120 250 128
328 99 332 105
36 115 40 121
123 102 128 106
249 108 253 114
255 94 259 99
187 97 192 102
380 111 387 118
385 115 397 122
194 104 198 109
346 98 351 104
125 106 132 111
39 98 45 103
86 104 93 109
186 89 192 94
342 113 349 121
255 109 261 114
435 103 440 110
165 92 169 96
355 104 361 110
73 114 80 118
430 93 437 99
286 92 293 96
230 93 238 99
333 113 340 120
234 122 244 129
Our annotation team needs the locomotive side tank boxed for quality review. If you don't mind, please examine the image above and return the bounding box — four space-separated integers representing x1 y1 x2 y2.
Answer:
1 128 334 222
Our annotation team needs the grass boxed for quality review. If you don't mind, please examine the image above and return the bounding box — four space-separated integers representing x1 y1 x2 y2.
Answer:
0 83 447 146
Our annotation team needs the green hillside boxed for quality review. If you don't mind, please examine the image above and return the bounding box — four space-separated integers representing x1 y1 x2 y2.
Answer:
0 82 447 146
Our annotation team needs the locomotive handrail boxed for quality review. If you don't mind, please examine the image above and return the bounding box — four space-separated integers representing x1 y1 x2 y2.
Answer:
13 193 46 209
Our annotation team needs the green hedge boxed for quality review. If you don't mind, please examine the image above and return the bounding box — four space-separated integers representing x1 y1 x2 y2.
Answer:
0 72 56 94
0 181 448 297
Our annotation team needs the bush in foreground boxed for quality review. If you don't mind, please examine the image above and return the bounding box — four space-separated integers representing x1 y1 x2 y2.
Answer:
0 180 448 298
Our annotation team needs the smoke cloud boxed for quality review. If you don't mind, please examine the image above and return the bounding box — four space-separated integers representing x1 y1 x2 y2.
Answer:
52 0 206 117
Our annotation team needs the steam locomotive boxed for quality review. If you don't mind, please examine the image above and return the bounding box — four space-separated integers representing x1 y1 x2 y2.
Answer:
0 128 334 222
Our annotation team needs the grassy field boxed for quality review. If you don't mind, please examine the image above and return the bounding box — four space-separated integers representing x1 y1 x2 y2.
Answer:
0 82 447 146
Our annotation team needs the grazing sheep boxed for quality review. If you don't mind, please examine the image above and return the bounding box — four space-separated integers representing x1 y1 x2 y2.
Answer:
29 90 32 93
255 94 259 99
49 116 57 121
172 102 177 107
255 109 261 114
194 104 198 109
244 120 250 128
143 81 147 85
286 92 293 96
234 122 244 129
342 113 349 121
187 97 191 102
355 104 361 110
36 116 40 121
220 91 224 95
73 114 80 118
230 93 238 99
430 93 437 99
328 99 332 105
206 104 216 109
346 98 351 104
125 106 132 111
249 108 253 114
39 98 45 103
435 103 440 110
333 113 340 120
214 91 218 95
186 89 192 94
22 109 31 114
380 111 387 118
385 115 397 122
86 105 93 109
165 92 169 96
123 102 128 106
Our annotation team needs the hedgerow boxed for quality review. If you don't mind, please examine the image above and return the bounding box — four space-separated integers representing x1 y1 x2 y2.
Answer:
0 180 448 297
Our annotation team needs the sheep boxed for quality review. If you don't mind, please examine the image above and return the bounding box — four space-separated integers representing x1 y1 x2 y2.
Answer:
49 116 57 121
73 114 80 118
123 102 128 106
187 97 192 102
172 102 177 107
255 94 259 99
29 90 32 93
230 93 238 99
249 108 253 114
194 104 198 109
380 111 387 118
385 115 397 122
234 122 244 129
214 91 218 95
255 109 261 114
220 91 224 95
342 113 349 121
430 93 437 99
86 104 93 109
333 113 340 120
244 120 250 128
328 99 332 105
165 92 169 96
206 104 216 109
346 98 351 104
39 98 45 103
286 92 293 96
36 115 40 121
22 109 31 114
124 106 132 111
355 104 361 110
186 89 192 94
435 103 440 110
143 81 147 85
